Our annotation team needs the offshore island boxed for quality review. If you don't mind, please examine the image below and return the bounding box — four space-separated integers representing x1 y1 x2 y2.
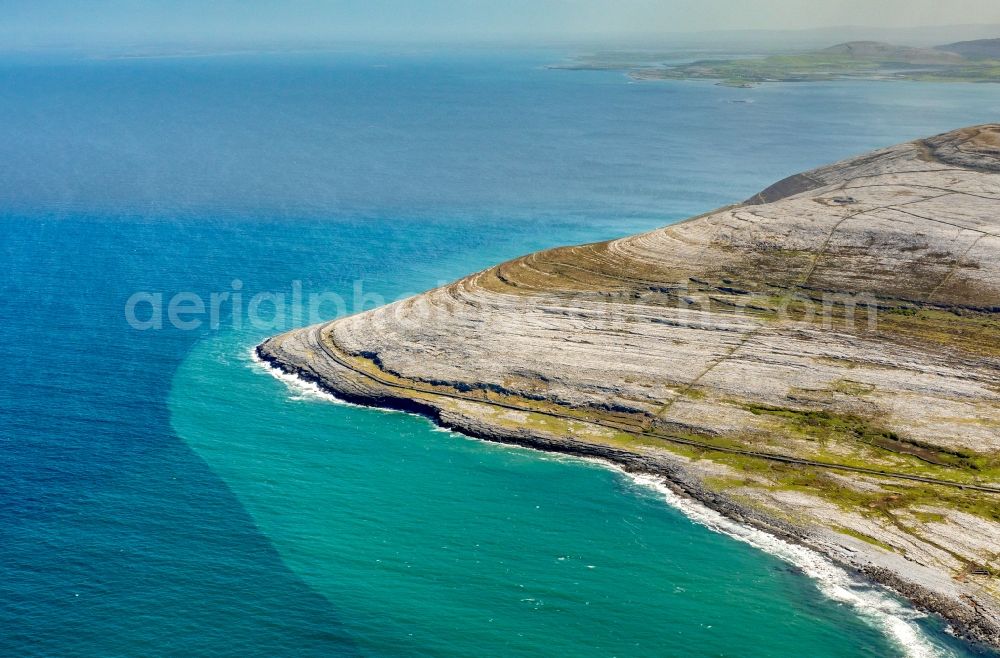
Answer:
259 126 1000 649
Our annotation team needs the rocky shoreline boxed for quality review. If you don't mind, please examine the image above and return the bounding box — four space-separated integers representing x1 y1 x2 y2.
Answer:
258 125 1000 652
254 343 1000 651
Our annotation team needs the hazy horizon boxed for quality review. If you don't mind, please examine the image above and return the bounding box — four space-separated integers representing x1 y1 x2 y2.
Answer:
3 1 1000 51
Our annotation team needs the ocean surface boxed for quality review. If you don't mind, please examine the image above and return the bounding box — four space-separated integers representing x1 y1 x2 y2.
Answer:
2 49 999 657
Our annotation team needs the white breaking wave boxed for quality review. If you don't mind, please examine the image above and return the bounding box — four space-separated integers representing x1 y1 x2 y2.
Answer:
247 345 953 657
624 470 953 658
248 347 366 407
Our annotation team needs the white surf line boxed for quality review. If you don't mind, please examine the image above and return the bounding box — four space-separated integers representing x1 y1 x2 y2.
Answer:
248 347 367 408
248 345 952 658
623 469 953 658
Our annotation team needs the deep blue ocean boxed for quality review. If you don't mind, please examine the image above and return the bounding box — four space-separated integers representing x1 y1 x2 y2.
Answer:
2 49 999 657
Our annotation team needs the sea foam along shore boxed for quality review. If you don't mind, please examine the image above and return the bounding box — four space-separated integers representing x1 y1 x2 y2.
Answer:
251 347 364 407
250 346 954 658
252 126 1000 652
624 470 947 658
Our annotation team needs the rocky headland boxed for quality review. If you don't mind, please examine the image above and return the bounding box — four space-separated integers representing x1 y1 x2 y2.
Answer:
259 126 1000 650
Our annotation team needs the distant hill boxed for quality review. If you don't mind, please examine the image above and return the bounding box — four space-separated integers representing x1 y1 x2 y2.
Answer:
937 38 1000 60
822 41 964 65
557 39 1000 85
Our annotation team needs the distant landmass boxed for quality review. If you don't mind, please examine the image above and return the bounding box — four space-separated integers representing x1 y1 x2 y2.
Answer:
551 39 1000 85
822 40 963 64
938 38 1000 60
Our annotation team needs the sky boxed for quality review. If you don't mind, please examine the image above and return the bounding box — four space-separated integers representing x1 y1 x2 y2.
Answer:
1 0 1000 47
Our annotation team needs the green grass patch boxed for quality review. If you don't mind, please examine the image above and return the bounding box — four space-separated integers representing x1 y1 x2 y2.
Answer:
877 307 1000 357
833 525 899 552
912 510 946 523
739 403 979 469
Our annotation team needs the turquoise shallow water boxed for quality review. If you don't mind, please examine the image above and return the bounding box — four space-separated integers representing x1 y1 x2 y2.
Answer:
2 50 999 656
170 332 964 657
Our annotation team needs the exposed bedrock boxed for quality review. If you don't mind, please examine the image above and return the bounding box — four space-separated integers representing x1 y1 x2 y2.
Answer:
260 126 1000 649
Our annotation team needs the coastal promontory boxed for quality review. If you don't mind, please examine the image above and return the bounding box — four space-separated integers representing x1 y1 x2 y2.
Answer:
259 126 1000 648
